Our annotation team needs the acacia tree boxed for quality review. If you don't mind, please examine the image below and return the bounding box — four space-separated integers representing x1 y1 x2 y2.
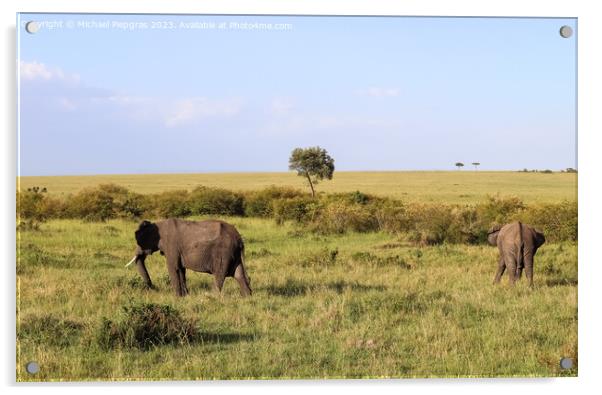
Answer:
289 146 335 197
455 162 465 170
472 162 480 171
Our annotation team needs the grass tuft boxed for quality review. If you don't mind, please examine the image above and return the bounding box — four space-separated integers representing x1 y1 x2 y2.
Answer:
96 303 197 350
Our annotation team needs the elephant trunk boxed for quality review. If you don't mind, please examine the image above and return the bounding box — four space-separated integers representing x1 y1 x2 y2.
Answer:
134 253 153 288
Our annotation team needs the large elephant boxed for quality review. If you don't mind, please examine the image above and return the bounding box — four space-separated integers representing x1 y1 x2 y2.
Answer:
125 218 252 297
487 221 545 287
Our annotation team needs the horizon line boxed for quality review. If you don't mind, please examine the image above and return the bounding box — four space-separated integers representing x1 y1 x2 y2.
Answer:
18 168 577 178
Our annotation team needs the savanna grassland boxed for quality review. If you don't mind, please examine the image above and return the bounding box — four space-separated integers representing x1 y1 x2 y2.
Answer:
19 171 577 203
16 172 578 381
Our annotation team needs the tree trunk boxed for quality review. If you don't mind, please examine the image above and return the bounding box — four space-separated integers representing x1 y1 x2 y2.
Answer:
306 174 315 197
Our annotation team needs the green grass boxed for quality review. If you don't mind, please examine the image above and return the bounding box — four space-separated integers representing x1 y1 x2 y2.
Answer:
17 217 577 381
19 171 577 203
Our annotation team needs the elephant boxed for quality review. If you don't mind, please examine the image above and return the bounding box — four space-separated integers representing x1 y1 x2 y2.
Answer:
125 218 252 297
487 221 545 287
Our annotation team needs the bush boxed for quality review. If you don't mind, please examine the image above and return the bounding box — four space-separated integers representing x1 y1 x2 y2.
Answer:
152 190 192 218
189 186 244 216
519 200 577 242
405 203 455 245
17 191 44 220
121 193 152 219
17 189 63 221
66 187 117 221
374 201 412 233
272 196 317 224
448 205 485 244
96 303 197 350
323 191 376 206
64 184 148 221
15 182 578 244
244 186 306 217
476 195 525 228
312 200 378 234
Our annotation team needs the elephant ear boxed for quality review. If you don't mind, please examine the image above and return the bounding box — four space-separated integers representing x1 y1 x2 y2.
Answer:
487 224 502 235
487 224 502 246
135 220 160 251
534 230 546 249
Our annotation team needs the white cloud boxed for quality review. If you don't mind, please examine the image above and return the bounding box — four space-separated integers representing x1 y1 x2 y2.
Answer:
20 60 244 127
357 87 400 97
19 60 80 83
164 97 244 127
269 97 295 115
57 97 77 111
105 95 153 105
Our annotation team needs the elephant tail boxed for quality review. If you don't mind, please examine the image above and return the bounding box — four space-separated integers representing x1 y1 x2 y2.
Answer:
239 241 250 283
516 221 524 276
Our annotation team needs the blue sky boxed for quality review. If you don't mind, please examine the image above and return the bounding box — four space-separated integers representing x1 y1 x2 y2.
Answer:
18 14 576 176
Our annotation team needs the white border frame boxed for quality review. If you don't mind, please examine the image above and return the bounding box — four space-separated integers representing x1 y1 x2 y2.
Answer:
3 1 600 394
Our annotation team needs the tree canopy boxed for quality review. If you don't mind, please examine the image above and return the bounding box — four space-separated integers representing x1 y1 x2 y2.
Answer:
289 147 335 197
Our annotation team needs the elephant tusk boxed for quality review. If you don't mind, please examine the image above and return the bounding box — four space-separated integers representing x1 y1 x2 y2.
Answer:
125 256 137 268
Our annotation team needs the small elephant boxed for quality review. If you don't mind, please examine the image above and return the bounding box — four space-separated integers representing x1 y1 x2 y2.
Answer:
126 218 252 297
487 221 545 287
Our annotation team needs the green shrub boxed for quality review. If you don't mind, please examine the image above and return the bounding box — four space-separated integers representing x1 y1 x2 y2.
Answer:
121 192 152 219
66 187 116 221
448 205 485 244
374 201 412 233
272 196 318 224
189 186 244 216
405 203 455 245
15 182 578 245
152 190 192 218
312 200 378 234
64 184 140 221
96 303 197 350
244 186 306 217
476 195 526 228
17 191 44 220
17 190 63 221
323 191 376 205
348 190 371 205
519 200 577 242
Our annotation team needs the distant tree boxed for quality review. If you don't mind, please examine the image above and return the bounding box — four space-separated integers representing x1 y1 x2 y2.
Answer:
289 146 335 197
565 167 577 173
26 186 47 194
471 162 480 171
455 162 464 170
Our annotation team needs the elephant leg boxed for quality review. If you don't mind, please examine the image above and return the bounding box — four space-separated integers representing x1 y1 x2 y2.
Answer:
167 256 185 297
524 252 534 287
504 252 518 286
493 256 506 284
178 266 188 296
213 274 226 294
516 267 523 281
136 259 154 289
234 264 252 297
